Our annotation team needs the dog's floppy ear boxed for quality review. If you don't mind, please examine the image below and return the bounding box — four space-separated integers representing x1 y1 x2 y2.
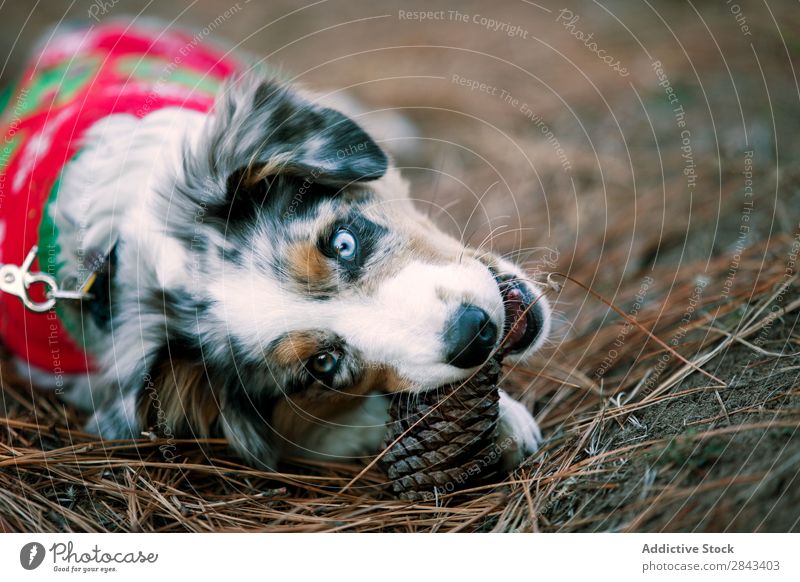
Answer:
206 77 388 189
138 357 220 441
137 355 281 469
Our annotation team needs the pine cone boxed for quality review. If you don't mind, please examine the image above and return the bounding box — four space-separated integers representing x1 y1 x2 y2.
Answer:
379 358 503 501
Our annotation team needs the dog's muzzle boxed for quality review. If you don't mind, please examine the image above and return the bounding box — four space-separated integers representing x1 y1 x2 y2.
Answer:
497 275 546 355
442 276 545 369
444 304 498 369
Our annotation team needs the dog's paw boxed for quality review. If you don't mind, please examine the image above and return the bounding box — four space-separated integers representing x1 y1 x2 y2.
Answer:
496 389 542 470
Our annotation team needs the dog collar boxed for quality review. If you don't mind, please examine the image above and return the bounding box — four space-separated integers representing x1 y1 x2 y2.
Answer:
0 244 104 313
0 245 95 312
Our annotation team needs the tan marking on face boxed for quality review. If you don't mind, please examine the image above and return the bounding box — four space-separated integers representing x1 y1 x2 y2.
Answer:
371 365 413 393
271 331 322 366
404 233 457 264
286 241 332 288
360 199 464 266
344 203 473 298
360 166 483 267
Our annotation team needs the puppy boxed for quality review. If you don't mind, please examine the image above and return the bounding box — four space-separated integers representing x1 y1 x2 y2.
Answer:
1 22 550 470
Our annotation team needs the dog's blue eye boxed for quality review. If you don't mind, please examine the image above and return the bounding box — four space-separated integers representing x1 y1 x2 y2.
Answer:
331 228 358 260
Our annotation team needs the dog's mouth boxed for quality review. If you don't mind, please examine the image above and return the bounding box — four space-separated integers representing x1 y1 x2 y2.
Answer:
498 276 542 354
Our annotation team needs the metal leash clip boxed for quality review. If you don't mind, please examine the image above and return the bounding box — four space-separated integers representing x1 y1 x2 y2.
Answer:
0 246 89 313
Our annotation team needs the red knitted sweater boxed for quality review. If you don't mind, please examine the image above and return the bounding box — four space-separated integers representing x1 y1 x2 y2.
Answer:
0 22 239 375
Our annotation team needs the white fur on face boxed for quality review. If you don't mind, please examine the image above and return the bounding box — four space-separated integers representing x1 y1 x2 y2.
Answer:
332 258 504 390
204 253 506 391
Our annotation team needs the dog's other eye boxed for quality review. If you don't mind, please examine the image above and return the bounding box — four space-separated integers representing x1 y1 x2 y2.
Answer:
330 228 358 261
307 349 341 384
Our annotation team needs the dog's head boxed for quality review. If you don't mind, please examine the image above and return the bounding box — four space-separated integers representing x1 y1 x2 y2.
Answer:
177 77 552 392
159 77 550 462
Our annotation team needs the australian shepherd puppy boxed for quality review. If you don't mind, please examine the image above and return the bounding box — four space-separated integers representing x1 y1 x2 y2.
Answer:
3 22 550 471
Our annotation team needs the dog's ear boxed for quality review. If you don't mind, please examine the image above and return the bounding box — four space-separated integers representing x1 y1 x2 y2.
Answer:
205 78 388 191
138 356 280 469
139 358 220 440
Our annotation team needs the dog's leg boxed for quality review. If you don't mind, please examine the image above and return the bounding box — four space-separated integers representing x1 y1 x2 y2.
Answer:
85 390 142 440
496 389 543 470
56 375 97 412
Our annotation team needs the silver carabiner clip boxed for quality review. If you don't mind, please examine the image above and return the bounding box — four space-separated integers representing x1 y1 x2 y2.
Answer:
0 246 58 313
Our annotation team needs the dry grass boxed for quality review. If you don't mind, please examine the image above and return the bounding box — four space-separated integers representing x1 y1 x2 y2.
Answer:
1 0 800 532
2 234 798 532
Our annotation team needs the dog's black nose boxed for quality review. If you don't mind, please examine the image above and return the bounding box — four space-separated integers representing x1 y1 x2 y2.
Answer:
444 304 498 369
